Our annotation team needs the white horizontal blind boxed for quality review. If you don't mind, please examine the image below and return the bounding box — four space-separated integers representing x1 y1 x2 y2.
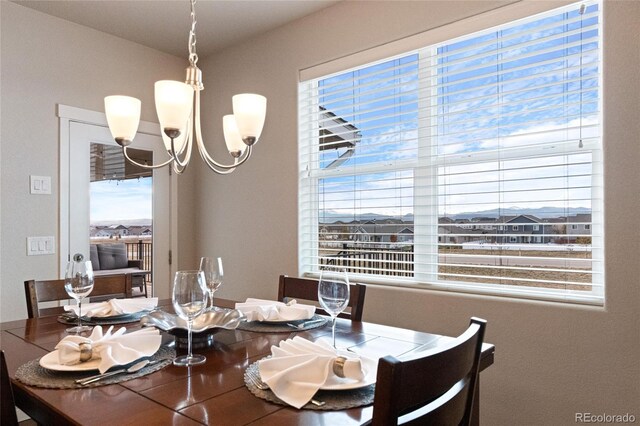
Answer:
299 1 603 304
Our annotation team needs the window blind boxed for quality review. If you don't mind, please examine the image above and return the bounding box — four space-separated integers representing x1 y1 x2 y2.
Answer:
299 0 603 304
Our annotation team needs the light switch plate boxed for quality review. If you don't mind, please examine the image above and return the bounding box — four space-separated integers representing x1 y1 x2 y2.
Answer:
27 236 55 255
30 175 51 195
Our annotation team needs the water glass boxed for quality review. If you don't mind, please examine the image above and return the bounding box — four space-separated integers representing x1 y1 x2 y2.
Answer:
172 270 208 366
318 266 350 349
199 257 223 310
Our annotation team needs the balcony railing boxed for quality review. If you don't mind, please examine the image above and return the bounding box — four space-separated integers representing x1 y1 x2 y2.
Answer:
321 246 415 277
125 240 153 285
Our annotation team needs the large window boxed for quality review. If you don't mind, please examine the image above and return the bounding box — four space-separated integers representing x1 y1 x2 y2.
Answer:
299 1 602 304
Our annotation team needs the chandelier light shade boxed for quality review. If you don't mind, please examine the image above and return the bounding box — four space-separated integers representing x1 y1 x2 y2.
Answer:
104 96 141 142
103 0 267 174
154 80 194 131
232 94 267 143
223 115 245 157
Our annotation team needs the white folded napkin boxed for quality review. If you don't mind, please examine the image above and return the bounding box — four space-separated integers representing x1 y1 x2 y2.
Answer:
235 298 315 322
258 336 365 408
64 297 158 318
55 325 162 373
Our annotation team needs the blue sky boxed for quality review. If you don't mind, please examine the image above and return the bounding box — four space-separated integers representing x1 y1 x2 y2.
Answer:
90 177 152 223
315 2 599 220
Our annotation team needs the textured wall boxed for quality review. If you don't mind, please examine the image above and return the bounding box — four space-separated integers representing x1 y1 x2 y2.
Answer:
0 2 192 321
194 1 640 424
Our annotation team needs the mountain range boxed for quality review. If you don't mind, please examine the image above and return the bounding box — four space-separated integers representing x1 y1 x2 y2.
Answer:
91 218 152 226
319 207 591 223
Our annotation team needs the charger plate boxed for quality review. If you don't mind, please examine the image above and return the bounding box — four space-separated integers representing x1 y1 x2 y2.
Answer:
237 314 328 333
244 360 375 411
15 346 175 389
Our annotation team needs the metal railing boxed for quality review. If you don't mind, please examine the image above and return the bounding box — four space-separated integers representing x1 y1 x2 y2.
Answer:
125 240 153 285
321 245 415 277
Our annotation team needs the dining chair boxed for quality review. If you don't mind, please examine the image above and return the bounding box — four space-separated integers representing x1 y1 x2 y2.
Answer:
278 275 367 321
24 275 133 319
368 317 487 426
1 350 19 426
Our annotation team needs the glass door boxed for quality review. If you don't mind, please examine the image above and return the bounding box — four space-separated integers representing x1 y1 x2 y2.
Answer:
66 121 172 298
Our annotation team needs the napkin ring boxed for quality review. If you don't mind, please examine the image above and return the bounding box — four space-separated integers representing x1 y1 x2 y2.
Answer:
78 342 93 362
332 356 347 378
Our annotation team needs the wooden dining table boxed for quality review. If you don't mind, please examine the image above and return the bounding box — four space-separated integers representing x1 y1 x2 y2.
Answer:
1 298 495 425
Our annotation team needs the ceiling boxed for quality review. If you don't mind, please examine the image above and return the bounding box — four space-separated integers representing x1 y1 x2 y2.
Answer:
12 0 340 58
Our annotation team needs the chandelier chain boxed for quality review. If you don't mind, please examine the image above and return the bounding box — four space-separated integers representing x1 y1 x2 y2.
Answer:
188 0 198 65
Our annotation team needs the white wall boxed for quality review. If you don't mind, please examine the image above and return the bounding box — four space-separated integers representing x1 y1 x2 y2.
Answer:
0 2 195 321
0 0 637 423
195 1 640 424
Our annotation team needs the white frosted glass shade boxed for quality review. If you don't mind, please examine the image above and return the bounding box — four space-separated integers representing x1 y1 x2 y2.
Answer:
154 80 194 130
104 96 141 141
223 115 246 153
232 94 267 140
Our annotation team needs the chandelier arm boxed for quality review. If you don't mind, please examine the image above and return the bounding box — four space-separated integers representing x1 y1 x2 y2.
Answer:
168 134 190 169
198 144 252 175
172 161 187 175
192 90 252 171
122 146 175 169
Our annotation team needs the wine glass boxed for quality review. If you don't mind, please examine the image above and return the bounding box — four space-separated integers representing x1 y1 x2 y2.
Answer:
172 270 208 366
317 266 350 349
64 253 95 334
199 257 223 311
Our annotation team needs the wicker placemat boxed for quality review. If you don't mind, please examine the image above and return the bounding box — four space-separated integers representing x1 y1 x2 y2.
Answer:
57 312 146 326
15 346 175 389
237 315 329 333
244 360 375 410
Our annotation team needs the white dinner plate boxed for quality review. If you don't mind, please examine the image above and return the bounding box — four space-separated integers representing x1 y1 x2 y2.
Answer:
259 317 315 324
64 311 145 321
39 350 101 372
320 355 377 390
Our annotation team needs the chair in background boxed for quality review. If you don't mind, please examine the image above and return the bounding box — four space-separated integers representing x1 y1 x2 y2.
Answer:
91 243 148 297
278 275 367 321
369 317 487 426
24 275 132 319
1 350 19 426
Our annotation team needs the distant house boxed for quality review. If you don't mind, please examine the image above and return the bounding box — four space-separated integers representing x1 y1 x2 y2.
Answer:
352 226 371 242
438 225 486 244
108 224 130 237
497 215 546 244
565 213 592 242
396 227 414 243
94 229 111 238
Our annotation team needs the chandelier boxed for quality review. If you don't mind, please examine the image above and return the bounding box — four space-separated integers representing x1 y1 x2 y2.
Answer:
103 0 266 174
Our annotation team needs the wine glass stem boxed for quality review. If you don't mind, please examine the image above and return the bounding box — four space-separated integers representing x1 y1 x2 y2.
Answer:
187 318 193 359
78 300 82 331
332 316 337 348
209 291 215 309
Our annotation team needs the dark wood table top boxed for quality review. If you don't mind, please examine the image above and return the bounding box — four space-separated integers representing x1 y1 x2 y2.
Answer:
1 299 494 425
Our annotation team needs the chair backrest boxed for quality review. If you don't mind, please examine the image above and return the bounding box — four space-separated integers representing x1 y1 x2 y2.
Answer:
96 243 129 270
1 351 19 426
24 275 132 319
278 275 367 321
370 317 487 426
